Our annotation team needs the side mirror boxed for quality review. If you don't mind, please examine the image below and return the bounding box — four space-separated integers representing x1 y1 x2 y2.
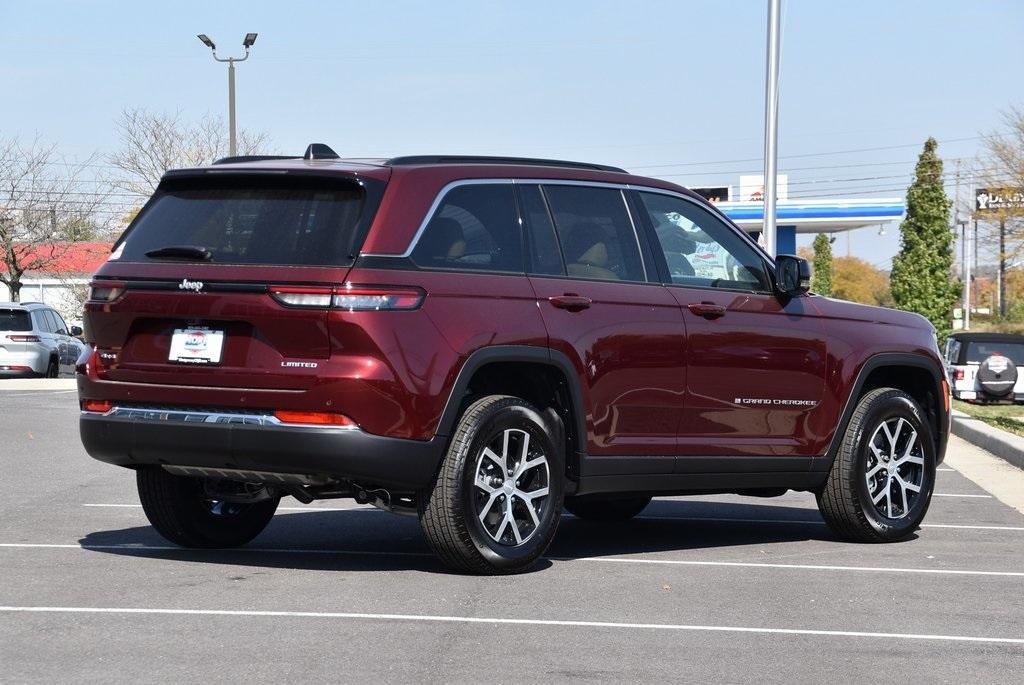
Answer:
774 254 811 296
70 325 84 337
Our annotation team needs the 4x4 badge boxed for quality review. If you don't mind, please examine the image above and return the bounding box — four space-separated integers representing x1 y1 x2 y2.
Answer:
178 278 204 292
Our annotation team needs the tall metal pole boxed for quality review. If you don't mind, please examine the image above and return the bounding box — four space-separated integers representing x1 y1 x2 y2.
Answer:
762 0 782 256
999 218 1007 318
228 59 237 156
198 34 255 158
963 222 971 330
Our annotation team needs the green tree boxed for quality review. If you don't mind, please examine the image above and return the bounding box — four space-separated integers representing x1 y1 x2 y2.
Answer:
890 137 960 340
811 233 833 296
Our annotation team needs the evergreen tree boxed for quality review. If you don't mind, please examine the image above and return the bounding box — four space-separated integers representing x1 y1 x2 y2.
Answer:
890 137 960 340
811 233 833 296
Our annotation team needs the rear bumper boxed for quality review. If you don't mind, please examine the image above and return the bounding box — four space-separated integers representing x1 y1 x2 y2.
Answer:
79 410 446 491
0 348 48 375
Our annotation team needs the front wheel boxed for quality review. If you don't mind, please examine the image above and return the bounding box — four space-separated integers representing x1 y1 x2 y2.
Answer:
419 395 564 574
136 467 279 548
817 388 936 542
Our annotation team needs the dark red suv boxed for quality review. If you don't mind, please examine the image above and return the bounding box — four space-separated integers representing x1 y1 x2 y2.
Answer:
79 146 950 574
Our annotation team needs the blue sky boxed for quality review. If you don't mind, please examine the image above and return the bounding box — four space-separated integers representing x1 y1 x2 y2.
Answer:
1 0 1022 267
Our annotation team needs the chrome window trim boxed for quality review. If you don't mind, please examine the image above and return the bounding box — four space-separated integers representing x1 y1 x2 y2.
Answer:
85 406 361 430
361 178 775 275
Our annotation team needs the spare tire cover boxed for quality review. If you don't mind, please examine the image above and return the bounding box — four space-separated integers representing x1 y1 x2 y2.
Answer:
977 354 1017 397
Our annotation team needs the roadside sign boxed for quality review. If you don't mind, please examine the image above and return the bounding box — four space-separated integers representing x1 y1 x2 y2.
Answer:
975 187 1024 213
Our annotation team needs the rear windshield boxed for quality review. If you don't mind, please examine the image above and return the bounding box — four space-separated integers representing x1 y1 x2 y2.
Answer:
0 309 31 331
117 176 381 266
965 341 1024 366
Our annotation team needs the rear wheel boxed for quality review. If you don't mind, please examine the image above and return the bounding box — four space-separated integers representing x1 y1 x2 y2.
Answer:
44 358 59 378
817 388 936 542
136 467 279 548
419 395 564 574
564 495 652 521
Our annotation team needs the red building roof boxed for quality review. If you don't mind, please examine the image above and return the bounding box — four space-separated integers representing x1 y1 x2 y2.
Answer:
3 242 112 275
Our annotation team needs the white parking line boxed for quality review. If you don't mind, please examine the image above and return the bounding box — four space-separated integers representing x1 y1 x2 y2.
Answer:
81 504 1024 531
937 468 957 472
3 543 1023 578
0 606 1021 645
933 493 992 498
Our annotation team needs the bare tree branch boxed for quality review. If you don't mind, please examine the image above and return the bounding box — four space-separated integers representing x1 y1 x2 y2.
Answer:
0 134 110 301
106 108 271 197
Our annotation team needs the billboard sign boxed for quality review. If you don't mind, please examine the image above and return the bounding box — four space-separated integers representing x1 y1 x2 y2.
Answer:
975 187 1024 213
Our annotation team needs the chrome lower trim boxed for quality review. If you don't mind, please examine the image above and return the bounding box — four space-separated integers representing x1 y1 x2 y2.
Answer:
84 406 360 430
163 465 331 485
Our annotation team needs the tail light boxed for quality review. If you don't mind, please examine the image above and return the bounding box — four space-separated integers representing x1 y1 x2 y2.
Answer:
273 410 357 427
7 335 40 342
81 399 113 413
954 368 965 381
88 280 126 303
271 284 425 311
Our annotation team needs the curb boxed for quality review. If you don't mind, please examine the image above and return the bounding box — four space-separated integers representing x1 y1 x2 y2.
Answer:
951 411 1024 471
0 378 77 391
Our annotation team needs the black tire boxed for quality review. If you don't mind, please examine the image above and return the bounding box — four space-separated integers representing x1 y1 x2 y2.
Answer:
418 395 564 574
45 358 59 378
136 467 280 548
564 495 652 521
817 388 936 542
977 354 1016 399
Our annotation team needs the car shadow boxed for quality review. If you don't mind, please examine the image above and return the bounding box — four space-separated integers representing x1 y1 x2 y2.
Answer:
77 498 872 575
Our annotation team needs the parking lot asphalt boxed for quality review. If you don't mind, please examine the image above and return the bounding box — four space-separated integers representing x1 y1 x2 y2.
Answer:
1 390 1022 683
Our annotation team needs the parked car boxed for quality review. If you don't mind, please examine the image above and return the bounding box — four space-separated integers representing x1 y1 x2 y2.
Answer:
77 146 950 574
0 301 85 378
945 331 1024 403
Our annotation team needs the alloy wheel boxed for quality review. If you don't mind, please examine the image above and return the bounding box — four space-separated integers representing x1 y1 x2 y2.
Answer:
865 416 925 519
473 428 550 546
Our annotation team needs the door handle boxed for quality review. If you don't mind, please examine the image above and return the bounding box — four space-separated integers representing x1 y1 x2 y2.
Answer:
687 302 726 319
549 294 592 312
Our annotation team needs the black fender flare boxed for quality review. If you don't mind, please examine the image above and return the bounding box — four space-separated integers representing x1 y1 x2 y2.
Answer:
824 352 948 466
433 345 588 462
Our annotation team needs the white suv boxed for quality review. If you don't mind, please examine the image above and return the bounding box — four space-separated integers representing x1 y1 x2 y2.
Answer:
0 302 84 378
945 331 1024 403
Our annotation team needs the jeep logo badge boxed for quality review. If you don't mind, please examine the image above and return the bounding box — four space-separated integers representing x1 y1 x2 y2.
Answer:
178 278 204 293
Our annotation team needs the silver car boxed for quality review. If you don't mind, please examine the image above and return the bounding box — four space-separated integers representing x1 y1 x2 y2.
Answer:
0 302 85 378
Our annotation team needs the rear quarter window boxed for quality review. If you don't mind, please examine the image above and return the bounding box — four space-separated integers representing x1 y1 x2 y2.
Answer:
117 176 380 267
411 183 523 273
0 309 31 331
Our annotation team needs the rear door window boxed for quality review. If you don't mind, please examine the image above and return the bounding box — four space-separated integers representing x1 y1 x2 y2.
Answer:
118 176 378 267
411 183 523 272
542 185 646 282
0 309 31 331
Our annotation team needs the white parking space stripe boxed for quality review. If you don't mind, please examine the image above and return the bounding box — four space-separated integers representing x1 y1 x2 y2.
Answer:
80 504 1024 531
937 468 957 472
3 543 1024 577
933 493 992 498
0 606 1021 645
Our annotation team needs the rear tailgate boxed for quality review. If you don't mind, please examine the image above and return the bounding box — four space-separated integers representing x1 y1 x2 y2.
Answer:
84 171 386 393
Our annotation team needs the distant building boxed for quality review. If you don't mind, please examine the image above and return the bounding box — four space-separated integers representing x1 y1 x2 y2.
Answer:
691 174 905 254
0 242 111 325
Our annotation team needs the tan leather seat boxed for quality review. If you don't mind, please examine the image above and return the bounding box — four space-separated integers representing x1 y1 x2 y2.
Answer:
567 241 619 280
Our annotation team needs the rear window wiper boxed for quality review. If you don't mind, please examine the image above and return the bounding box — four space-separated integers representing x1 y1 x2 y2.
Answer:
144 245 213 262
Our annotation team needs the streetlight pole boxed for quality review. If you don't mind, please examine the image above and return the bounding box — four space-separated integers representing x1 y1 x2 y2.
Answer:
762 0 782 256
197 33 258 157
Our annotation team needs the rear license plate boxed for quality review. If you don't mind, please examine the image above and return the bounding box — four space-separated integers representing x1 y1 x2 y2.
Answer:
168 328 224 365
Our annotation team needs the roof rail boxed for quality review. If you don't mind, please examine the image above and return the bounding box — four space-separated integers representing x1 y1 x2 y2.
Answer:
385 155 627 173
212 155 299 165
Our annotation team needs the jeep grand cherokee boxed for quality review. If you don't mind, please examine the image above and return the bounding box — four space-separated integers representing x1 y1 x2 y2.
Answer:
78 146 950 574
